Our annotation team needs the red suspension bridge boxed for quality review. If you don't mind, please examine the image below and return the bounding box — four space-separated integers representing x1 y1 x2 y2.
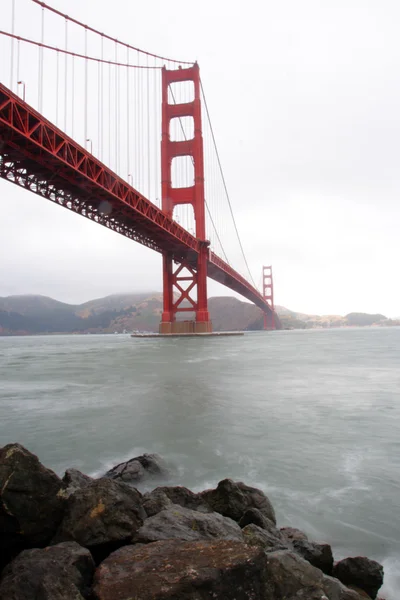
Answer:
0 0 279 333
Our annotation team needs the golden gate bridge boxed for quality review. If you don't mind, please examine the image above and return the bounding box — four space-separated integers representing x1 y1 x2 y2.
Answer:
0 0 279 333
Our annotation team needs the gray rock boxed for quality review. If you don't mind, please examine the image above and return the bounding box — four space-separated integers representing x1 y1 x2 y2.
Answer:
142 488 172 517
104 453 168 484
92 539 267 600
280 526 309 543
200 478 276 524
323 575 370 600
53 478 144 562
0 541 95 600
134 503 244 543
332 556 384 599
242 523 288 552
61 468 93 499
239 507 277 530
263 550 327 599
154 485 210 511
293 538 334 575
0 443 65 570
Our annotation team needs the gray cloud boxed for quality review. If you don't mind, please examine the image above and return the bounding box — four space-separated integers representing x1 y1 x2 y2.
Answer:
1 0 399 316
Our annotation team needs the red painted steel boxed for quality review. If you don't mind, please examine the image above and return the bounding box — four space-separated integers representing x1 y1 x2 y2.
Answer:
262 265 275 330
160 64 211 331
0 81 277 324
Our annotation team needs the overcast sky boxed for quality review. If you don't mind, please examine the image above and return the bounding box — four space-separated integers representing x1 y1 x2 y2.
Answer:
1 0 399 316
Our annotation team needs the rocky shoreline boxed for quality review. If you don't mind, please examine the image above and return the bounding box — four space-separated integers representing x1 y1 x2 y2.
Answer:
0 444 385 599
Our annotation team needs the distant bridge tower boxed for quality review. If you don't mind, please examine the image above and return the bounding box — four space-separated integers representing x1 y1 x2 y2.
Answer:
159 64 212 334
262 265 275 330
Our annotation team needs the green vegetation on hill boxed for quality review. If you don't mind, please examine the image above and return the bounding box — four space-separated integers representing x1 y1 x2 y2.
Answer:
345 312 386 326
0 293 398 335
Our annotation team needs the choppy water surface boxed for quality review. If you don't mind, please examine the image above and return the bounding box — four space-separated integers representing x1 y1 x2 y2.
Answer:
0 328 399 597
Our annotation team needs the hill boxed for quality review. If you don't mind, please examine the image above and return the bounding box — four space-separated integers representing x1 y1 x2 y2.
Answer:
0 294 398 335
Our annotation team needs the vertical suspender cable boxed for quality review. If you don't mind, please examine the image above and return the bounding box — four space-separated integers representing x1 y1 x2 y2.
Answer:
138 50 142 191
64 18 68 132
135 50 139 190
84 28 88 149
38 6 44 112
116 46 120 175
153 55 157 204
201 81 256 285
146 54 150 198
126 47 130 181
114 41 118 173
10 0 15 90
71 55 75 138
56 50 59 125
108 61 111 166
97 57 101 158
16 39 20 92
100 36 104 161
186 80 189 230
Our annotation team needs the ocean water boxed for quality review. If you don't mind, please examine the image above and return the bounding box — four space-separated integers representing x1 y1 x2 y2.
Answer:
0 328 399 597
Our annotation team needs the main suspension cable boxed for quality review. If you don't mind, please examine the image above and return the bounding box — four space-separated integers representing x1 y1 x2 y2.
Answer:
31 0 194 65
200 79 256 287
168 87 230 264
0 31 161 69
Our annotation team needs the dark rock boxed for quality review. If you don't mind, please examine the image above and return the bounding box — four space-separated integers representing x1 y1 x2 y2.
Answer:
61 468 93 499
239 507 276 530
280 526 309 543
136 453 168 475
134 503 244 544
323 575 370 600
154 484 210 511
200 478 276 524
0 541 95 600
52 478 145 563
242 523 288 552
0 443 64 570
293 538 334 575
92 539 267 600
105 458 144 482
263 550 326 599
104 452 168 484
142 488 172 517
262 551 369 600
333 556 384 599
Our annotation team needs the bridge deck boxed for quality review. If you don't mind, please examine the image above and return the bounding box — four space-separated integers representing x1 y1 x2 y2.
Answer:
0 83 277 319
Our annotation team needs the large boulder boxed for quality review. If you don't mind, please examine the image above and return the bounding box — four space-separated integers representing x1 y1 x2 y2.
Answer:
242 523 288 552
323 575 371 600
263 550 367 600
0 541 95 600
52 478 145 562
104 453 168 484
92 539 267 600
332 557 384 599
293 538 334 575
153 485 209 511
134 504 244 543
239 507 277 530
263 550 327 599
0 444 64 569
61 469 93 499
142 488 172 517
280 526 309 543
200 478 276 524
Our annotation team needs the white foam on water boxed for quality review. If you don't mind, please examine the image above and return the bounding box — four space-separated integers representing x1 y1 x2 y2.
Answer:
341 448 372 492
185 355 222 363
380 554 400 600
89 446 154 478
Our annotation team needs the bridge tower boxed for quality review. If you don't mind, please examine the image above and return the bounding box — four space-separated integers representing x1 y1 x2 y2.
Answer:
262 265 275 330
159 64 212 334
